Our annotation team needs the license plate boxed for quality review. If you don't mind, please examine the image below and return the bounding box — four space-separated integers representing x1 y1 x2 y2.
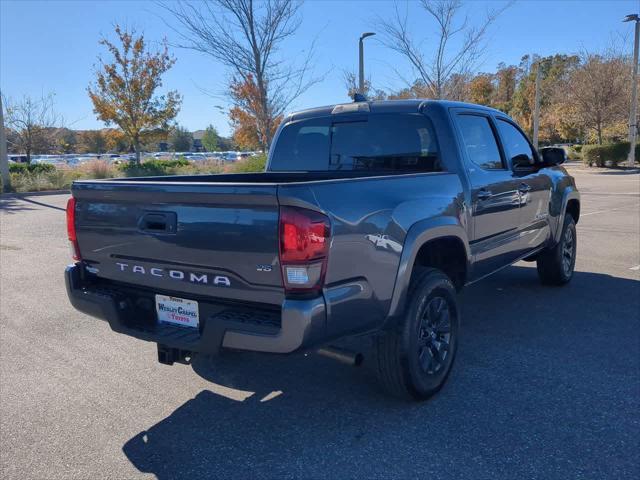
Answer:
155 294 199 328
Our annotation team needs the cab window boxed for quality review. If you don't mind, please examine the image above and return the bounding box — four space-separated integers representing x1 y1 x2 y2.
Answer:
270 114 441 172
496 119 536 167
455 114 504 170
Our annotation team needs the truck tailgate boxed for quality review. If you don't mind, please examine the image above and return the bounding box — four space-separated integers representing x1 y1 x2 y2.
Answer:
72 180 284 305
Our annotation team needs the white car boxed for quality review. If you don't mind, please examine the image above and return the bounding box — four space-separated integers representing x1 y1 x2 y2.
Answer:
183 153 207 161
366 234 403 253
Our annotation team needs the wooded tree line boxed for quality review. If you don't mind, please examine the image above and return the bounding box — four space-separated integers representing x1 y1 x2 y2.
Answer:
360 49 632 145
2 0 637 166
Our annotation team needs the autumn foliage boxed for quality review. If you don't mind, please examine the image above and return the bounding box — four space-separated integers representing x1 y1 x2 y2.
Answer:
88 25 181 162
229 76 281 151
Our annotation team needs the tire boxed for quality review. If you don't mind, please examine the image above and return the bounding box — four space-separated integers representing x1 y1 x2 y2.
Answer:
536 214 577 285
375 268 459 401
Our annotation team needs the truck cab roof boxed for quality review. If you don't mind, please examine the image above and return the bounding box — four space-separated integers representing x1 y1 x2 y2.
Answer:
286 99 505 123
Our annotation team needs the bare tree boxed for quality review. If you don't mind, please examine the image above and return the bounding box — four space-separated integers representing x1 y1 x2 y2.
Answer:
160 0 319 149
342 70 387 100
378 0 511 99
2 92 60 163
567 49 630 144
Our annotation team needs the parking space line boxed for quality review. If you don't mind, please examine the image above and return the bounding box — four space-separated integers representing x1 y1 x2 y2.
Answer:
581 208 629 217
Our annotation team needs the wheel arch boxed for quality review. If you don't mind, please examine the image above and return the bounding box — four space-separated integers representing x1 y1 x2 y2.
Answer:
566 198 580 224
553 189 580 243
387 218 470 319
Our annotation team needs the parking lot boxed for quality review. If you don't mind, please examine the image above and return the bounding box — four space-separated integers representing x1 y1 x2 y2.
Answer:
1 167 638 479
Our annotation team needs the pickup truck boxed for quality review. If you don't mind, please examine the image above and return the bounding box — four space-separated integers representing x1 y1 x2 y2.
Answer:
65 100 580 400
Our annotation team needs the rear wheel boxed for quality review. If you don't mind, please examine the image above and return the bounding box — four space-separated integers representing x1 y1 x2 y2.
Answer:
536 215 577 285
375 268 459 400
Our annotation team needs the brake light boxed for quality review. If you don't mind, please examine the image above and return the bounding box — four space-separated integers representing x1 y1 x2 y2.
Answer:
279 206 330 294
66 197 81 261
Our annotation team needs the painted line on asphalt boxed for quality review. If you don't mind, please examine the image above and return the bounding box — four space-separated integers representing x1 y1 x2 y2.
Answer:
580 208 626 217
580 192 639 196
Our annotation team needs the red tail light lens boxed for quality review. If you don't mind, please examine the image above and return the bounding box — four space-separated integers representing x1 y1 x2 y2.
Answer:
279 206 330 294
66 197 81 261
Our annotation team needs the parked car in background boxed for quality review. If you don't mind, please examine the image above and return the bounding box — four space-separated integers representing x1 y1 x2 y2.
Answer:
8 154 28 163
32 155 67 167
222 151 240 162
183 153 207 161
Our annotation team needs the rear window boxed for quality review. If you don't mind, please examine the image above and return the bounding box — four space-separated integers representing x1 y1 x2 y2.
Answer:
270 113 441 172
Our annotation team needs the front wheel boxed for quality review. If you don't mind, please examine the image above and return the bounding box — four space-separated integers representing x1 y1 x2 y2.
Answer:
375 268 459 400
536 215 577 285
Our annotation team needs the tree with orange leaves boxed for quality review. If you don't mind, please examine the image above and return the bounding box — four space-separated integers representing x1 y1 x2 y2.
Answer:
229 75 282 151
88 25 181 163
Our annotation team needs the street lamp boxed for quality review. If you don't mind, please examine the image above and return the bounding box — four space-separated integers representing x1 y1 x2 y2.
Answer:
623 14 639 167
358 32 376 97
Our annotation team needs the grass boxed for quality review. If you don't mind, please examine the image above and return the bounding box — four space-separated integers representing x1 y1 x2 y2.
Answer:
1 155 267 193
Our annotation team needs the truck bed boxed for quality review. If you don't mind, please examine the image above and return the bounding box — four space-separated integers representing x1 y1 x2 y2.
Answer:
72 169 459 314
92 170 425 184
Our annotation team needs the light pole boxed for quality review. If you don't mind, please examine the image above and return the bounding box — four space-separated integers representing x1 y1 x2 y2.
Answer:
359 32 376 97
532 59 542 150
624 14 639 167
0 93 9 192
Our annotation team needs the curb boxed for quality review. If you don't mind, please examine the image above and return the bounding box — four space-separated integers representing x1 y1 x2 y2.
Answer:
1 189 70 198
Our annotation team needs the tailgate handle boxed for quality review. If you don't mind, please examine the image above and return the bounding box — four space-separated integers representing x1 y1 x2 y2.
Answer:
139 212 177 234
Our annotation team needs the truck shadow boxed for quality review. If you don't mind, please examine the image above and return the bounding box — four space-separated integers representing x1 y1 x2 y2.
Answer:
0 195 66 213
122 265 640 479
0 197 37 214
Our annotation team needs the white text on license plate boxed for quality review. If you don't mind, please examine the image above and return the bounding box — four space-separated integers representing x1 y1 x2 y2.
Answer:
155 294 199 328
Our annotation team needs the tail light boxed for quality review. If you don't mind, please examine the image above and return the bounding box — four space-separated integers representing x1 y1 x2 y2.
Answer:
66 197 81 261
279 206 331 294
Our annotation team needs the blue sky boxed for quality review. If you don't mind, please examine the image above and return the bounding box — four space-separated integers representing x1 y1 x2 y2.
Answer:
1 0 638 136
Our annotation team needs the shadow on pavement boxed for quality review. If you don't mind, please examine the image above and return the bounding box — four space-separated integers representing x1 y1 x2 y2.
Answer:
17 196 66 211
0 197 37 214
591 169 640 176
122 266 639 479
1 195 67 213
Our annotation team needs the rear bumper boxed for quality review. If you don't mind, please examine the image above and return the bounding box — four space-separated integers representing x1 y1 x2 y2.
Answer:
65 263 326 355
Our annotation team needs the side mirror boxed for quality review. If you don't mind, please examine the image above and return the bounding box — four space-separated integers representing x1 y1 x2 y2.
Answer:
539 147 567 167
511 153 535 171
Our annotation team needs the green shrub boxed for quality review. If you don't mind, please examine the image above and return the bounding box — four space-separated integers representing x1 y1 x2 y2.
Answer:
118 159 190 177
564 145 582 160
9 163 27 173
228 154 267 173
9 162 56 174
582 142 638 167
8 170 75 192
566 145 582 160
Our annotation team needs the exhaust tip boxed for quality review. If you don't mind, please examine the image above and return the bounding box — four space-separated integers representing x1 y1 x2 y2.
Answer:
317 347 364 367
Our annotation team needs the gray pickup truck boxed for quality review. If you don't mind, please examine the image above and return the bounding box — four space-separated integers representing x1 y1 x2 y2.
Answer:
65 100 580 400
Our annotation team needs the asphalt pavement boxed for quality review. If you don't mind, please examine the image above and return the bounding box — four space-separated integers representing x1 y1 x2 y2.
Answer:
1 167 639 479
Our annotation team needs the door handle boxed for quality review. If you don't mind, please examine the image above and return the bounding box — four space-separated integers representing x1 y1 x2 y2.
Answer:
519 183 531 193
139 212 177 234
477 189 492 200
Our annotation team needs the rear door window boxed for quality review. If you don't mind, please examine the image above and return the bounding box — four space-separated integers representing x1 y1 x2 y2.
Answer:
270 114 441 172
